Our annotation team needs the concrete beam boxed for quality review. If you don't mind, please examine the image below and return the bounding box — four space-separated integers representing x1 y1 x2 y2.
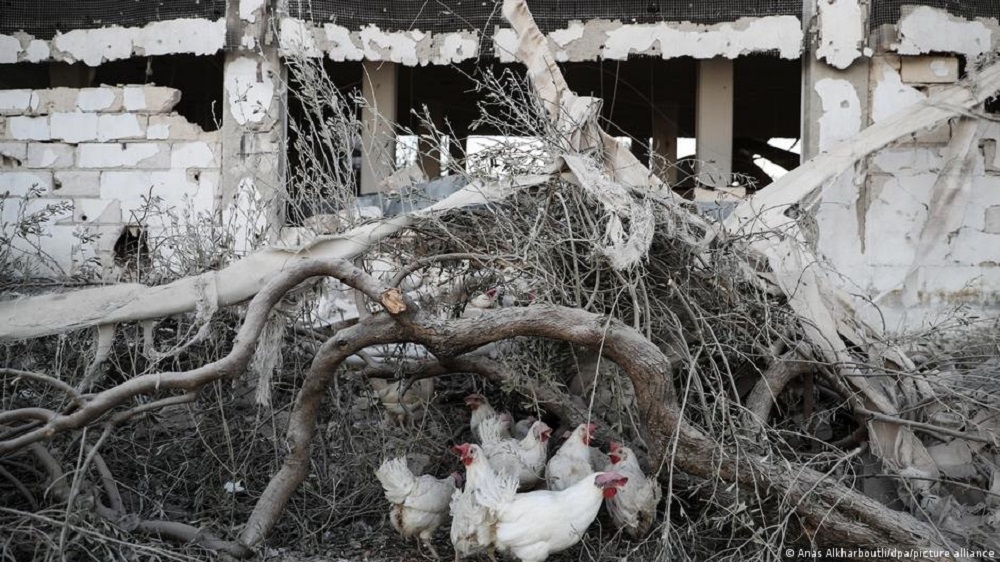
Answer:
695 58 733 188
360 60 398 194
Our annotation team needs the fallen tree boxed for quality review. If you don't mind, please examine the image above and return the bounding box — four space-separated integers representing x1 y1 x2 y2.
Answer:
2 1 1000 560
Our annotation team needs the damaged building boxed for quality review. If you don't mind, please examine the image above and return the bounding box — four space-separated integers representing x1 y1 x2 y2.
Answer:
0 0 998 330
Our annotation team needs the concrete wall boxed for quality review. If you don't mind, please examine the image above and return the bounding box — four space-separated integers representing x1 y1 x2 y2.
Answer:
0 85 220 276
806 4 1000 329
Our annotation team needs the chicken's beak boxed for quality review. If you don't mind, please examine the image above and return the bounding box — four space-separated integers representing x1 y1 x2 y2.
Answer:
463 395 481 409
540 428 552 442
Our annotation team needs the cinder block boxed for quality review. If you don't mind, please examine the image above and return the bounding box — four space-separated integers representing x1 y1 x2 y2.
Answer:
8 116 50 140
99 170 154 203
73 198 122 224
192 168 219 210
26 143 75 168
147 114 208 140
900 56 959 84
985 206 1000 234
78 143 169 169
170 141 218 168
0 171 54 195
51 112 99 143
123 86 181 113
912 120 952 144
52 171 101 197
0 90 32 114
76 88 121 112
97 114 146 141
0 142 27 166
30 88 80 114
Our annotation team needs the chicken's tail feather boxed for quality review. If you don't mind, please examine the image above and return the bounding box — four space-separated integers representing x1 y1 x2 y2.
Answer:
375 456 415 503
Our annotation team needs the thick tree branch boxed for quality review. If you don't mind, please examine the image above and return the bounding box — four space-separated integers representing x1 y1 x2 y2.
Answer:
0 259 393 456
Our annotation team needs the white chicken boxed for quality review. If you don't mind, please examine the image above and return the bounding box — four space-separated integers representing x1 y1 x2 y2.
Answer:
370 377 434 426
375 457 462 558
545 423 597 491
480 417 552 489
465 393 498 440
450 443 503 561
474 470 629 562
604 442 662 537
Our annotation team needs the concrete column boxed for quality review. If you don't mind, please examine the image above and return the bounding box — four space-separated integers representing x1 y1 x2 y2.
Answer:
220 0 286 247
360 61 398 194
418 102 443 179
695 58 733 188
651 105 678 184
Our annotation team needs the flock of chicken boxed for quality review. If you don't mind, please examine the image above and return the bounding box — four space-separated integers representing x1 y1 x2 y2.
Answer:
374 395 661 562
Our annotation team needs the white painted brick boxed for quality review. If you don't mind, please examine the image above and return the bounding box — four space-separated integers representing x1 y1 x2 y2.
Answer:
30 88 80 114
52 171 101 197
99 170 153 203
78 143 169 168
0 90 32 114
146 114 207 140
0 35 20 64
900 55 960 84
26 143 75 168
76 88 121 112
8 116 50 140
50 112 99 143
124 86 181 113
0 171 54 195
122 87 146 111
145 87 182 113
0 142 27 166
73 198 121 224
97 114 146 141
171 141 218 168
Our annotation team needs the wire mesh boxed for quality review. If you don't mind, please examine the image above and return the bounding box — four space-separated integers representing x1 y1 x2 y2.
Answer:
0 0 227 38
4 1 998 45
869 0 1000 29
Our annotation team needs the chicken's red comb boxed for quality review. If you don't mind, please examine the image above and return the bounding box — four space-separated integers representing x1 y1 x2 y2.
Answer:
452 443 471 456
609 441 622 452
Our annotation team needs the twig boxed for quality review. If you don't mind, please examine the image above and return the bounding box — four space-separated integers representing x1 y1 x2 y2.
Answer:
389 252 513 287
854 406 995 445
0 368 86 407
0 464 38 510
